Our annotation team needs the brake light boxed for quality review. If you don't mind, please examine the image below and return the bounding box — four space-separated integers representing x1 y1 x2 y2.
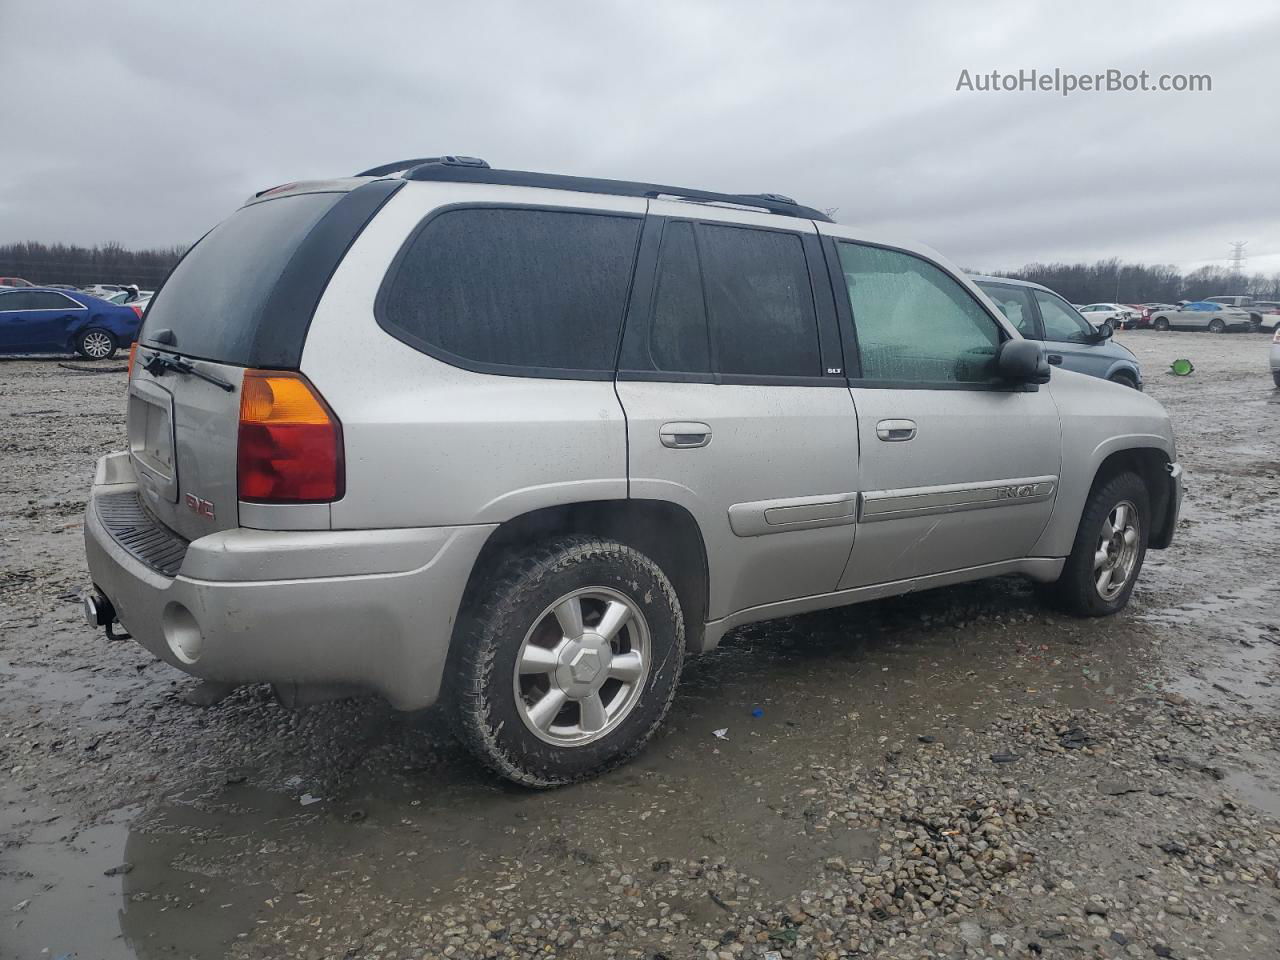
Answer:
127 341 138 379
130 304 143 319
237 371 344 503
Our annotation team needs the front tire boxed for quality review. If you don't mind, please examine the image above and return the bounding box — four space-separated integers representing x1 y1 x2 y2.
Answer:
1046 471 1150 617
75 328 117 360
1208 319 1226 334
1273 370 1280 388
1153 317 1170 331
449 537 685 787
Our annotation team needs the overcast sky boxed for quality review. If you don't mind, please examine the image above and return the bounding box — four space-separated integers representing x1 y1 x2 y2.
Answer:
3 1 1278 275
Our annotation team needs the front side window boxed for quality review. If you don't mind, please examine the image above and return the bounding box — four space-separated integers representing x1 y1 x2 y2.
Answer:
1035 290 1096 343
976 281 1037 336
381 207 641 374
696 224 821 378
838 243 1002 384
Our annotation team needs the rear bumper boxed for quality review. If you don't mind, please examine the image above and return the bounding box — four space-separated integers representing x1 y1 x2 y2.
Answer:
84 452 495 709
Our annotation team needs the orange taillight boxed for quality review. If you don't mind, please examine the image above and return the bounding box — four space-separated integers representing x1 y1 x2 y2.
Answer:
237 371 344 503
127 341 138 379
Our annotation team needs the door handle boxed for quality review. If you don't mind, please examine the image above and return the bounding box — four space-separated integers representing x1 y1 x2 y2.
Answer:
660 422 712 449
1048 354 1064 365
876 419 916 442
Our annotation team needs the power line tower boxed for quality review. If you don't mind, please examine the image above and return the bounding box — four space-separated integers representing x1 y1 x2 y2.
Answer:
1228 240 1248 275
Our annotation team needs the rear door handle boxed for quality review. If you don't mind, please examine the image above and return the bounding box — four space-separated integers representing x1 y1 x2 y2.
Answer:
1048 354 1064 365
660 422 712 449
876 419 916 442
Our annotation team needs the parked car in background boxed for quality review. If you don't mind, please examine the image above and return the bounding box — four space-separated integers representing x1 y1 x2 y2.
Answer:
1122 304 1153 329
81 159 1182 787
107 290 154 316
80 284 124 299
1150 301 1253 333
0 277 35 288
0 287 142 359
1078 303 1137 328
1205 296 1263 330
973 277 1143 388
107 289 154 304
1251 301 1280 332
1271 328 1280 386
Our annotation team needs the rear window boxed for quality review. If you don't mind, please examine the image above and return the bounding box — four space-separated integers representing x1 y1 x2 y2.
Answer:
378 207 642 375
140 193 342 364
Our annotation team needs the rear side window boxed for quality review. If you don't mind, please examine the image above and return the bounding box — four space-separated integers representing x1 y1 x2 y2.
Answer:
697 224 821 378
141 192 343 364
380 208 642 375
29 292 80 309
642 221 711 374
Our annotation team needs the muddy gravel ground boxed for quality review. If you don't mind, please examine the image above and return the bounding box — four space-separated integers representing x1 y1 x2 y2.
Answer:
2 333 1279 960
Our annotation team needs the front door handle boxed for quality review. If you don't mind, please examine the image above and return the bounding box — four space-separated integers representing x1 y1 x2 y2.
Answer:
876 419 917 442
1048 354 1064 365
660 421 712 449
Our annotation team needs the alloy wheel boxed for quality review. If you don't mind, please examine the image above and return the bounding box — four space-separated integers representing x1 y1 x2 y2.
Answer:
81 331 113 359
512 587 651 746
1093 500 1140 601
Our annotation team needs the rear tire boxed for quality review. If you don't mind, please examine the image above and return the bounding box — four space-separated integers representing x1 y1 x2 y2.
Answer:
449 536 685 787
1208 319 1226 334
1153 317 1170 331
1045 471 1150 617
1273 370 1280 388
1109 372 1138 389
75 328 116 360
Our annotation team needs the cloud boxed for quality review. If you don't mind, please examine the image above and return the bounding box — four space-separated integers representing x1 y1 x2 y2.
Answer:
1 0 1277 273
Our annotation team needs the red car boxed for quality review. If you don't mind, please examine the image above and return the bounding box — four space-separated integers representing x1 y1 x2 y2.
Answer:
1122 304 1152 329
0 277 35 288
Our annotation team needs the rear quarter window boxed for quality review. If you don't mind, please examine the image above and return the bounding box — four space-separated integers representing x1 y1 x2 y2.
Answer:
140 192 343 365
378 207 642 376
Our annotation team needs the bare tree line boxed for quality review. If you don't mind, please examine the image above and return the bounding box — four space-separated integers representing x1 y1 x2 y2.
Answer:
3 241 1278 308
0 241 186 289
985 257 1280 305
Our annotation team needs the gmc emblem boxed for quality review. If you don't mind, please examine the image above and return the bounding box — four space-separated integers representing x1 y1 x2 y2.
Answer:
184 493 216 519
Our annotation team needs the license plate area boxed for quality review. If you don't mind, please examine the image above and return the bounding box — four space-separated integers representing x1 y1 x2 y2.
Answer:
128 379 178 503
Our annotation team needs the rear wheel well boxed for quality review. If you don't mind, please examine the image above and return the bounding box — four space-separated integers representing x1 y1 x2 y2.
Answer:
1089 448 1173 545
463 500 710 651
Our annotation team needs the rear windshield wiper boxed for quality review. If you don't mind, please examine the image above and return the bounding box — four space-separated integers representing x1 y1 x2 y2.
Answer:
142 351 235 392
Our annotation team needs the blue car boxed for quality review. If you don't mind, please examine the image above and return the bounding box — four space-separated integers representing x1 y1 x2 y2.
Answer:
971 275 1144 389
0 287 142 360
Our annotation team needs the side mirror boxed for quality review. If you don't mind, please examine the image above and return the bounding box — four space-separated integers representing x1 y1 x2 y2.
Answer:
997 338 1050 385
1095 321 1114 340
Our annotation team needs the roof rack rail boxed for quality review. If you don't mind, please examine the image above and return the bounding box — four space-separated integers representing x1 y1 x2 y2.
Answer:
356 155 490 178
395 163 832 222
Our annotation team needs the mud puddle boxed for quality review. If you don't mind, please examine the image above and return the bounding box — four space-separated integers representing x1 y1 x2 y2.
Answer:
3 579 1157 959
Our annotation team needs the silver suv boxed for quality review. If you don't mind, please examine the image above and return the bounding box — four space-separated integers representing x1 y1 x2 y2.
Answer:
83 157 1183 787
